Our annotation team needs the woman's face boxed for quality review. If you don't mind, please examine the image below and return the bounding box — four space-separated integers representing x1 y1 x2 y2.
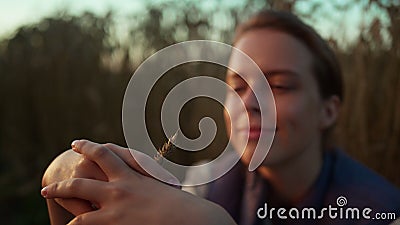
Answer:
225 28 328 168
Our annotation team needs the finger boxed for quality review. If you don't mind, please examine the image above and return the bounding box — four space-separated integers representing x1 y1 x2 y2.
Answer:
103 143 149 177
42 178 107 203
67 209 106 225
75 157 108 182
72 140 132 179
129 149 181 187
103 143 180 187
55 198 94 216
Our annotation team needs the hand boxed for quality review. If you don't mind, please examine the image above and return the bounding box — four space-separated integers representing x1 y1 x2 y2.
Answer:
41 141 163 216
42 148 107 215
41 140 236 225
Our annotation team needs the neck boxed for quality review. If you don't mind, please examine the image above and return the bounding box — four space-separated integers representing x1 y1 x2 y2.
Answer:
257 141 323 205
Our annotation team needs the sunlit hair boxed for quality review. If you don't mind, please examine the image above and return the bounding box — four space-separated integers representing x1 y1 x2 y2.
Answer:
234 10 344 102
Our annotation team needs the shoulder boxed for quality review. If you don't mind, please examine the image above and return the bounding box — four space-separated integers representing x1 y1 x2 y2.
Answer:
327 149 400 211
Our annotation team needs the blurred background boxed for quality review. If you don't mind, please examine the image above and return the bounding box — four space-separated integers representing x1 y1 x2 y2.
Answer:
0 0 399 224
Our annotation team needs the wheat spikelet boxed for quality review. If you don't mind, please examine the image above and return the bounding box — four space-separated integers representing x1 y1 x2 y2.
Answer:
155 132 177 162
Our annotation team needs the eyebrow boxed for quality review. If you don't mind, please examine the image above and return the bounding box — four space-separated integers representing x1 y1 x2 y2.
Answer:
227 69 299 79
261 69 300 77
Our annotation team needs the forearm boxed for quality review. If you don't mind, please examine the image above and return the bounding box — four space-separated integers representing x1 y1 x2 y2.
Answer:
192 199 237 225
170 190 236 225
46 199 74 225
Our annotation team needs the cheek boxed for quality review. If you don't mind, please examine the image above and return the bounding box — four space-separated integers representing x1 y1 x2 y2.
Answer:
276 95 320 131
223 95 246 130
223 96 249 149
223 110 231 137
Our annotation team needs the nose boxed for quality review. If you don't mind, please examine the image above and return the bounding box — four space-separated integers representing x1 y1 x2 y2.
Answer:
242 88 260 115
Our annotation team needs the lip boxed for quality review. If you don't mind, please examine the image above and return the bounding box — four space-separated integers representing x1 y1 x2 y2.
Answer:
238 127 276 140
248 128 261 140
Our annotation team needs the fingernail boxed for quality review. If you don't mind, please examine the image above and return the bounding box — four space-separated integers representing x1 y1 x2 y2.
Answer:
41 186 48 198
71 140 80 152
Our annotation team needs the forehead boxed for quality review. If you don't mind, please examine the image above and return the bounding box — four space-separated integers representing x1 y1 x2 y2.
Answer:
228 28 313 78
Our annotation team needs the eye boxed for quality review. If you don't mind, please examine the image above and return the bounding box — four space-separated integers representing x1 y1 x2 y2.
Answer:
233 86 246 94
227 79 248 95
264 71 299 93
270 85 291 90
269 83 296 94
268 77 297 93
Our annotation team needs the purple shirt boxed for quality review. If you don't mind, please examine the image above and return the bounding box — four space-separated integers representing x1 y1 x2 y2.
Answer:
205 149 400 225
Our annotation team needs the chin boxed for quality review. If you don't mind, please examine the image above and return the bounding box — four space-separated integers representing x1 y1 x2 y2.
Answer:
261 144 306 168
236 143 259 167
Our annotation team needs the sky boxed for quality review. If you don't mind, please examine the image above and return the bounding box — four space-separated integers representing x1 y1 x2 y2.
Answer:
0 0 391 46
0 0 259 38
0 0 142 39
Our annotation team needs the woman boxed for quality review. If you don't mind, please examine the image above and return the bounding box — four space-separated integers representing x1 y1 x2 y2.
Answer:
41 10 400 225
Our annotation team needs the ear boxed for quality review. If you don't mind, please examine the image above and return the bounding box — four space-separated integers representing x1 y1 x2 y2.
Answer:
319 95 341 130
